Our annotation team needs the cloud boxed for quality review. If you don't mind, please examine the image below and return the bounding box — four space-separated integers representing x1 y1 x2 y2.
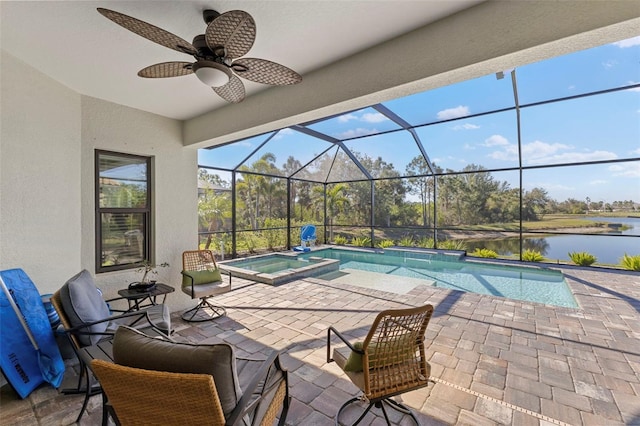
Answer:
338 113 358 123
626 81 640 92
361 112 388 123
602 60 617 69
632 147 640 155
589 179 608 185
609 162 640 178
484 134 509 147
521 140 574 160
613 36 640 48
337 128 379 139
487 139 618 165
488 145 517 161
338 111 389 124
273 128 294 138
452 123 480 131
437 105 470 120
525 149 617 165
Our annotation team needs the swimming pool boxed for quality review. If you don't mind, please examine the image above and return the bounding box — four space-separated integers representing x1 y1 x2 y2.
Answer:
299 248 577 308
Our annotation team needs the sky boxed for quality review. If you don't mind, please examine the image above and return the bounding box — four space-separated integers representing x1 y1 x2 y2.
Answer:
199 36 640 204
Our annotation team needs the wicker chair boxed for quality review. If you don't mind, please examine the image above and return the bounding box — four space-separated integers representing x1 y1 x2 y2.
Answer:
91 326 290 426
327 304 434 425
181 250 231 322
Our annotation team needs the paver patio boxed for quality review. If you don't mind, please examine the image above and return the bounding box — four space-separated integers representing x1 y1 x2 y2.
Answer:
1 264 639 425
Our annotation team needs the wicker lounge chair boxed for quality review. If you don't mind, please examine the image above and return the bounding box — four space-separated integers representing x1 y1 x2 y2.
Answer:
327 304 434 425
181 249 231 322
92 326 290 425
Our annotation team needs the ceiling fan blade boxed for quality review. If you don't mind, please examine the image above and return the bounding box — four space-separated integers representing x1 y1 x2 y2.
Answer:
232 58 302 85
213 74 246 103
205 10 256 59
138 62 194 78
97 8 197 55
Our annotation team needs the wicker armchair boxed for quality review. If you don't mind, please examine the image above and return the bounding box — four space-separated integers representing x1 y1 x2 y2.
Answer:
327 304 434 425
92 326 290 426
181 250 231 322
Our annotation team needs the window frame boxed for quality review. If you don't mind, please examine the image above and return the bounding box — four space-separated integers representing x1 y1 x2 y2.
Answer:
95 149 152 273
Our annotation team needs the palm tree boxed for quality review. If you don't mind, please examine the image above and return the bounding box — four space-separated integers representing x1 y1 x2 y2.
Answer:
316 183 349 242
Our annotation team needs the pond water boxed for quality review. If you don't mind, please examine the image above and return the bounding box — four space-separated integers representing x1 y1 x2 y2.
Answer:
465 216 640 265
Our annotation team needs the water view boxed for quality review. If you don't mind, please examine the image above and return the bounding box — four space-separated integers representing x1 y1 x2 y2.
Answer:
465 216 640 265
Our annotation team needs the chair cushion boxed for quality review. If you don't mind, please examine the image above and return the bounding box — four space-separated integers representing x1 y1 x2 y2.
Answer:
182 280 230 299
343 342 365 372
182 269 222 287
342 335 417 372
59 269 111 347
113 326 242 419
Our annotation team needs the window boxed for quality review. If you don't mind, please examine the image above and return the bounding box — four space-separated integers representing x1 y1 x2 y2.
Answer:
96 150 151 272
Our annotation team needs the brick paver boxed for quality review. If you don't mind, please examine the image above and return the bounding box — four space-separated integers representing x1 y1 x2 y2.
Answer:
1 262 638 425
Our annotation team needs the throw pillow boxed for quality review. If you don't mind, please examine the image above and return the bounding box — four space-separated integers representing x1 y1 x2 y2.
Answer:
182 269 222 288
59 269 111 347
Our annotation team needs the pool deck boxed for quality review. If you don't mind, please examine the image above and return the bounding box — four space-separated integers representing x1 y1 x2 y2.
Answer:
1 264 639 425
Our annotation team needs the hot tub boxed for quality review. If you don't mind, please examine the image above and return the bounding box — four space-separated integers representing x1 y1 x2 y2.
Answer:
219 253 339 285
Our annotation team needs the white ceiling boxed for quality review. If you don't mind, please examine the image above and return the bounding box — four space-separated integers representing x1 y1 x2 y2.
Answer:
0 0 482 121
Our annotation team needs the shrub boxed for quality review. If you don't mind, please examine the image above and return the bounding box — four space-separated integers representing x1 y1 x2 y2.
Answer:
418 237 435 249
439 239 467 251
397 235 416 247
568 251 597 266
263 219 287 250
333 235 348 245
470 248 498 258
620 253 640 271
522 249 544 262
376 239 395 248
351 236 371 247
238 232 258 253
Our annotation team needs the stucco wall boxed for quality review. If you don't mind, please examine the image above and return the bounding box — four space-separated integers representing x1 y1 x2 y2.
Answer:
1 51 198 312
80 96 197 311
1 51 82 292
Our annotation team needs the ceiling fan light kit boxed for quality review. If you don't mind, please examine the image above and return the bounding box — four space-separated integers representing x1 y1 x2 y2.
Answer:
193 61 232 87
97 7 302 103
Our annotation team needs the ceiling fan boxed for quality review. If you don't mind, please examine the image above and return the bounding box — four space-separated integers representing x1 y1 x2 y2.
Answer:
97 7 302 103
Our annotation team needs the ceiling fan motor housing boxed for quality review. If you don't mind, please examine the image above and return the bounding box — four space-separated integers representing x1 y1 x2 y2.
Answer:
192 34 225 61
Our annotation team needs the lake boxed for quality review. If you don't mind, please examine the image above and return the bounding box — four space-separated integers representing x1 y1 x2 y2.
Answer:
465 216 640 265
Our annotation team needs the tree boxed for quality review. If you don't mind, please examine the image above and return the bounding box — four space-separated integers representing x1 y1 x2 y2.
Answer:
319 183 349 241
405 156 435 227
197 169 231 249
523 187 550 221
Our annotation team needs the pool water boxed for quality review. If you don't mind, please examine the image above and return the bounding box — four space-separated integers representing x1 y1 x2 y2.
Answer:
299 248 578 308
220 254 340 285
229 256 311 274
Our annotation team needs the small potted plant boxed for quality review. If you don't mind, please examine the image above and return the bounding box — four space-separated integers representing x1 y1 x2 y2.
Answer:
130 261 169 291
